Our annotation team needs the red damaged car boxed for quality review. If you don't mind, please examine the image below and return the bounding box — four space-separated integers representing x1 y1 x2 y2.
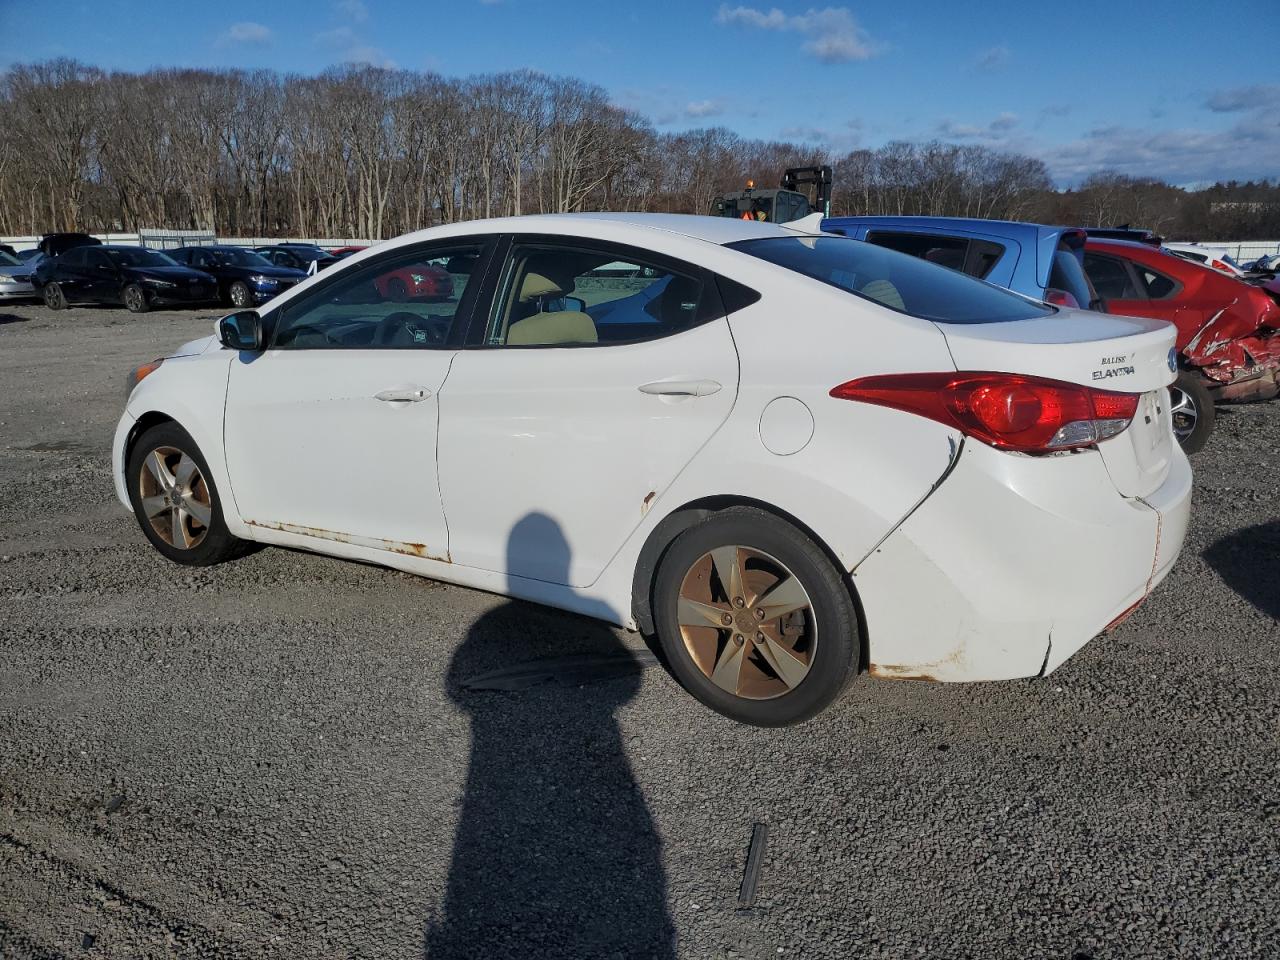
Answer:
373 262 454 301
1084 239 1280 452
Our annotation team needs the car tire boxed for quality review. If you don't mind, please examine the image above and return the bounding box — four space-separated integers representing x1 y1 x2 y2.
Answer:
43 282 67 310
1169 370 1215 454
229 281 252 308
652 506 859 726
124 283 150 314
386 278 409 302
126 422 250 567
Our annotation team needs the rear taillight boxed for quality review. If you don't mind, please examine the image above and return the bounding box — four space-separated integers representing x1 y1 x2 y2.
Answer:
1211 259 1230 273
830 372 1141 453
1044 289 1080 308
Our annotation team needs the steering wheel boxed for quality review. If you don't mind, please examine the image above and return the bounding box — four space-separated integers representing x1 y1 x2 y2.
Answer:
374 311 447 346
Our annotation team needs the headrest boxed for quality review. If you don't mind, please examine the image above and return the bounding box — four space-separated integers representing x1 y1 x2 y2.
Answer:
519 271 564 302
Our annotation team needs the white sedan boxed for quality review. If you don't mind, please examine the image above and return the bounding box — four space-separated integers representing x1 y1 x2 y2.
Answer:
113 213 1191 726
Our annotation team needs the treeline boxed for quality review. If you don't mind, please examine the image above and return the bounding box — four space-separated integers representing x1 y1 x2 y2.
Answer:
1 60 1277 241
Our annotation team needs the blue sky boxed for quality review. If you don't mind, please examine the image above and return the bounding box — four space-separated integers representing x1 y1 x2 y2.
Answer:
2 0 1277 186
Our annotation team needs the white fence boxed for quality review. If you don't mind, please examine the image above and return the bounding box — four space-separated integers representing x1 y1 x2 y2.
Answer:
0 232 371 252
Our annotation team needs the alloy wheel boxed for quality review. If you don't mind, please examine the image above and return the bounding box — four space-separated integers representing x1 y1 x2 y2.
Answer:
126 286 145 311
231 283 250 307
1168 385 1197 441
677 545 816 700
137 446 213 549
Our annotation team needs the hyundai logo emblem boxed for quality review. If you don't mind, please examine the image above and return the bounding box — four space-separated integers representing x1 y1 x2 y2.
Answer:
1167 348 1178 373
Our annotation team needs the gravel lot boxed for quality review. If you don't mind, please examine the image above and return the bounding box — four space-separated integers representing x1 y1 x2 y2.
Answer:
1 300 1278 960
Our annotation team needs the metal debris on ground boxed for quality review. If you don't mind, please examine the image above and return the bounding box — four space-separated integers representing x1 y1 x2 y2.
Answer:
737 822 769 909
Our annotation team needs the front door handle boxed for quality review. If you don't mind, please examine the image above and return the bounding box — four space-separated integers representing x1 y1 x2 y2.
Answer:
375 387 430 403
637 379 722 398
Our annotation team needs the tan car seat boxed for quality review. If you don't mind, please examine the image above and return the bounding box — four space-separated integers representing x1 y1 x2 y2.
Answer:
506 270 598 345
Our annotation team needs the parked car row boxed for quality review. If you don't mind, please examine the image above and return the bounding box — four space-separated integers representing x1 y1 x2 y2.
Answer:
1 234 384 314
823 215 1280 453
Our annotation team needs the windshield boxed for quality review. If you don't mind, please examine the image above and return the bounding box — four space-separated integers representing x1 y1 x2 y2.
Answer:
104 248 178 268
730 236 1054 324
0 250 21 267
212 248 271 267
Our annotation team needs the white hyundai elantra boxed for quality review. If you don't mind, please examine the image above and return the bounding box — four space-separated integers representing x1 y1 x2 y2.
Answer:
113 213 1191 726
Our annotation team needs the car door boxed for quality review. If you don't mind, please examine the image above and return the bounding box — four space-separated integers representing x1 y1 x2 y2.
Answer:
84 248 120 301
53 247 90 298
1083 251 1162 319
222 237 498 561
435 236 740 588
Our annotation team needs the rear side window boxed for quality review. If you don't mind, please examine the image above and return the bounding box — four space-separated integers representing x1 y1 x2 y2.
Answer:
1083 253 1140 300
864 231 1006 279
1138 267 1177 299
730 236 1052 324
60 248 87 267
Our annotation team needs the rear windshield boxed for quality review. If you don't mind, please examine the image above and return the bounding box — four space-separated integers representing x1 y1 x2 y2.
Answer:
1049 246 1098 309
728 236 1052 324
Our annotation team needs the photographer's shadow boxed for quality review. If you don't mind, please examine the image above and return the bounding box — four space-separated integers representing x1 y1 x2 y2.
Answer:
425 513 675 959
1204 519 1280 621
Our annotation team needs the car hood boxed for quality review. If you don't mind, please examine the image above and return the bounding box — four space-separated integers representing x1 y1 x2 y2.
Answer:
168 332 220 358
246 265 307 280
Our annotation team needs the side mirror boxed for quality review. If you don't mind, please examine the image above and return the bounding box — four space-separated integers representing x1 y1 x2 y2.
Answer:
219 310 264 351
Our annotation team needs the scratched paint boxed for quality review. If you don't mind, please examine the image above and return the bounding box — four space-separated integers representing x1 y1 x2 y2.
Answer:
244 519 450 563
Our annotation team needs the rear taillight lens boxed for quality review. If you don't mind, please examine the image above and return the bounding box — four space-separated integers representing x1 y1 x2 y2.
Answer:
1044 289 1080 308
830 372 1141 453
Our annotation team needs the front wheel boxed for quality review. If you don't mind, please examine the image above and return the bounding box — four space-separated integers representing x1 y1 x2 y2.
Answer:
1169 370 1215 454
124 283 150 313
126 422 249 566
652 507 859 726
228 280 253 308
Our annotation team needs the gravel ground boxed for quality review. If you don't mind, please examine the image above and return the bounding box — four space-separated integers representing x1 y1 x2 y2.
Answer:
1 300 1278 960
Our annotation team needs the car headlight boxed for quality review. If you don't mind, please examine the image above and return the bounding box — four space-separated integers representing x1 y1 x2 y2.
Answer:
248 275 279 286
126 358 164 397
141 278 176 289
0 275 15 284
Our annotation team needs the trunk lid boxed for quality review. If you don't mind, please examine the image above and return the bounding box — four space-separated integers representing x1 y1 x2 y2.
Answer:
936 308 1178 497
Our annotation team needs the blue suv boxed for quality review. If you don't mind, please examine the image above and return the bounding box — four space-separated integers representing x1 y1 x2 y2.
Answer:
822 216 1100 310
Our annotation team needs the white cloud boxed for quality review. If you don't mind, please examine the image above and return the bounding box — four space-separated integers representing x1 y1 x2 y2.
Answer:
685 99 725 118
974 45 1010 71
219 21 272 46
314 26 395 68
715 5 876 63
1205 84 1280 113
335 0 369 21
936 112 1019 140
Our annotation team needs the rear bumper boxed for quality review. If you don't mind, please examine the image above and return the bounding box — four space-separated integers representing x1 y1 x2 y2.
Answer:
852 439 1192 682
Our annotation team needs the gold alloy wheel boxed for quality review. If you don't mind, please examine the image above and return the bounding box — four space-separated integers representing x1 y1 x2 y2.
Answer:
137 446 213 549
677 546 816 700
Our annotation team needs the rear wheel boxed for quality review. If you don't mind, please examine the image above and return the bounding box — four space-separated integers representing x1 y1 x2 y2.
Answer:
1169 370 1215 454
228 280 252 308
126 422 249 566
124 283 150 313
43 282 66 310
652 507 859 726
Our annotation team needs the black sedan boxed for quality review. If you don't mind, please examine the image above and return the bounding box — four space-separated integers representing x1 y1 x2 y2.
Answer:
253 244 338 273
168 245 307 307
37 245 217 313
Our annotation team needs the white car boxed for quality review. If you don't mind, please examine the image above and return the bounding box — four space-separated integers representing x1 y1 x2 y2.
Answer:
1161 242 1245 277
112 213 1191 726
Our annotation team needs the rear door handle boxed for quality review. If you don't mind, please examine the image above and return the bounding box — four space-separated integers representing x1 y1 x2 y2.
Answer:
375 387 430 403
637 379 722 397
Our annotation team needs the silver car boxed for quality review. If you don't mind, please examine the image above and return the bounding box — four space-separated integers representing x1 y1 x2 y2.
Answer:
0 249 36 300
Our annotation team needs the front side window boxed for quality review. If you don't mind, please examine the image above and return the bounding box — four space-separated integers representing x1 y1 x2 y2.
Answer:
732 235 1051 324
487 243 708 346
1083 253 1141 300
272 243 486 349
60 248 87 268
